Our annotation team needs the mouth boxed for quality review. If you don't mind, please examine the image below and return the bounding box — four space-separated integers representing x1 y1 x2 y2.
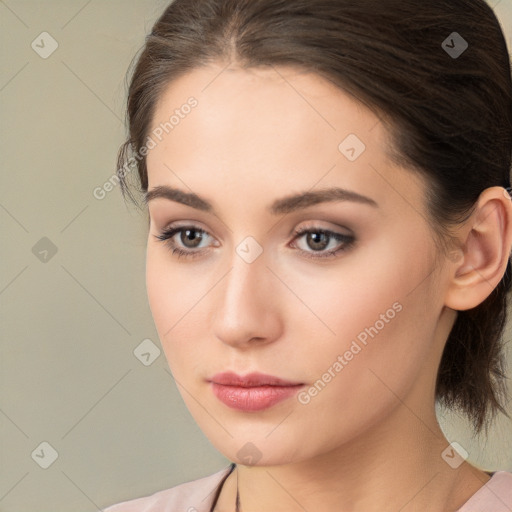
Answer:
208 372 305 411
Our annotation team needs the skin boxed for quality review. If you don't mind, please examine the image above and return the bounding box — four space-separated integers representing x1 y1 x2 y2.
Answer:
144 62 512 511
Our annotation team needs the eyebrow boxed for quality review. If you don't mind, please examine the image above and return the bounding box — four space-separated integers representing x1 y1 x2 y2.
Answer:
144 185 378 215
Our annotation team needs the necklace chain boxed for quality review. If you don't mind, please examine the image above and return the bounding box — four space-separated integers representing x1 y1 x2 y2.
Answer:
235 465 241 512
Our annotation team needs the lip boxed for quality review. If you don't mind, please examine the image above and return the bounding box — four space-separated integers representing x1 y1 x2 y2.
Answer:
208 372 305 411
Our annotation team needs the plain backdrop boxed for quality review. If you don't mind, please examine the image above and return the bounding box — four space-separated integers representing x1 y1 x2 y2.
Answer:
1 1 512 511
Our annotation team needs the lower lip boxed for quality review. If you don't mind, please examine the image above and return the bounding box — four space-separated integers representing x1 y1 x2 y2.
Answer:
210 383 304 411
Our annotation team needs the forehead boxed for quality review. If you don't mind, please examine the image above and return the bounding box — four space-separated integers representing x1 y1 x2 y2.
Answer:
144 64 425 217
147 63 389 165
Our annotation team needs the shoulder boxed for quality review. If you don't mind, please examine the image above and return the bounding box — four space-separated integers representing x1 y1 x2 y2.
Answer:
458 471 512 511
103 465 233 512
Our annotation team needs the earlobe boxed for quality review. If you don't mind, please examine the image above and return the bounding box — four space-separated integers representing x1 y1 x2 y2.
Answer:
444 186 512 311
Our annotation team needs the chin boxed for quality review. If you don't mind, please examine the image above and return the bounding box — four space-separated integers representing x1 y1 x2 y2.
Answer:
204 431 312 467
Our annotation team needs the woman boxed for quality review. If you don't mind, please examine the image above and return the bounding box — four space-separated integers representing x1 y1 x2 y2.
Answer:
105 0 512 510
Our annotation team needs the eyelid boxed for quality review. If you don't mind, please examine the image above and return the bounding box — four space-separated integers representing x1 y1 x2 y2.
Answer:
290 219 354 237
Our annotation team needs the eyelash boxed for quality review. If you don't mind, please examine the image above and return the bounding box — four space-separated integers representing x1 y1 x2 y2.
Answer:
154 225 355 261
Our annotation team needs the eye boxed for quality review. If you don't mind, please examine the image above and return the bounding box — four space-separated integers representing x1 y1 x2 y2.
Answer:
290 227 355 260
154 225 215 259
153 224 355 261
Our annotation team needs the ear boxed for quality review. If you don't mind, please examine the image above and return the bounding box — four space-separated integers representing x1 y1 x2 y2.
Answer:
444 186 512 311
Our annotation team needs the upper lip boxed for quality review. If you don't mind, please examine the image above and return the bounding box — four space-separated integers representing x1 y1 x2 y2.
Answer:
209 371 303 387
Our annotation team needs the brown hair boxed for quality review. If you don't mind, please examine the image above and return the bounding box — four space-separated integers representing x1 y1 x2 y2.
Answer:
117 0 512 433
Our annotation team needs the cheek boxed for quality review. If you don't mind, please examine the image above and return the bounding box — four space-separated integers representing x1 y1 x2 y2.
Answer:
145 246 218 373
146 249 190 360
146 248 172 333
289 238 427 344
292 237 439 391
296 299 437 451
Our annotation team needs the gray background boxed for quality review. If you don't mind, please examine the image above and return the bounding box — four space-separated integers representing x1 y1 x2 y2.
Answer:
1 1 511 511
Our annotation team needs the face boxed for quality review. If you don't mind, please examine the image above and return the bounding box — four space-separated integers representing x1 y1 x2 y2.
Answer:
144 63 453 466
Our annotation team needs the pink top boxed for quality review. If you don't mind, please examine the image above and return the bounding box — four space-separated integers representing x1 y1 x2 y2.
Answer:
104 465 512 512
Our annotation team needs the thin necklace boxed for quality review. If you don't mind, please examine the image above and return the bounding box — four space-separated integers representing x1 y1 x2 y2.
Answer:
235 464 241 511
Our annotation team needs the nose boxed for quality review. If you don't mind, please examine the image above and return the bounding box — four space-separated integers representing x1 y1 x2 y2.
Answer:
211 245 283 349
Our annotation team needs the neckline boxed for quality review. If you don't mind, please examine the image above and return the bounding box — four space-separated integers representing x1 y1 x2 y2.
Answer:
456 470 507 510
208 466 499 511
209 462 237 512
